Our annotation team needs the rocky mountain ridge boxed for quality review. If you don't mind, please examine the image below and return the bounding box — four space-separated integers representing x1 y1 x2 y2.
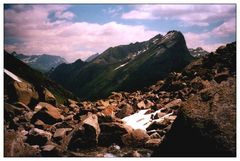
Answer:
49 31 194 101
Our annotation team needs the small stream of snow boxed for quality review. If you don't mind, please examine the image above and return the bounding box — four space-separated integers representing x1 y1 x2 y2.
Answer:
114 62 129 71
122 109 173 131
4 69 22 82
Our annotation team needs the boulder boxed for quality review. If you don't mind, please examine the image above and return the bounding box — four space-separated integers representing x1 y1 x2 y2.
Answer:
115 103 134 119
11 81 39 106
145 139 161 149
122 129 150 147
164 99 182 110
26 128 52 146
137 101 146 109
4 102 23 122
98 122 132 146
43 88 56 106
4 130 40 157
53 128 72 141
32 102 62 125
152 78 236 156
68 114 100 150
14 102 31 112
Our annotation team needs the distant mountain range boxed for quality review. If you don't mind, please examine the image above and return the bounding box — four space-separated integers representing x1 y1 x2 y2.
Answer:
189 47 209 57
49 30 194 101
11 52 67 72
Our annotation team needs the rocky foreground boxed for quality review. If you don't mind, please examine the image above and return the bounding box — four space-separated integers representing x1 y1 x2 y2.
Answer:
4 42 236 157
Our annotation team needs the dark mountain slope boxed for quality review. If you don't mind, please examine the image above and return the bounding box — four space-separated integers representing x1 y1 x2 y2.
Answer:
49 31 194 101
4 51 77 104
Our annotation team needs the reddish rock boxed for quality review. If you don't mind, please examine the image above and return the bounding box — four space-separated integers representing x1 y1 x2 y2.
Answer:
32 102 62 125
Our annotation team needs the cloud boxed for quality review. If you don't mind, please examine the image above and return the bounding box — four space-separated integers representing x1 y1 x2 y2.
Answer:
103 6 123 17
4 5 159 62
122 5 235 26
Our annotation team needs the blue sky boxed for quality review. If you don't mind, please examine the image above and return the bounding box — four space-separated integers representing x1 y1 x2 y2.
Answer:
4 4 236 62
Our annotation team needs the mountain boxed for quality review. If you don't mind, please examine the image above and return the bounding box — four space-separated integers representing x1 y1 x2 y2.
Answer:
49 31 194 101
4 42 235 157
189 47 209 57
4 51 77 104
11 52 67 72
85 53 99 62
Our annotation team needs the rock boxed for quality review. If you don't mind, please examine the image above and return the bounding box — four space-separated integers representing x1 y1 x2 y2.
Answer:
41 144 61 156
14 102 31 112
145 139 161 149
152 78 236 156
12 81 39 106
32 102 62 125
68 114 100 150
150 132 161 139
4 102 23 122
26 128 52 146
164 99 182 110
137 101 146 109
53 128 72 141
34 119 46 129
43 88 56 106
115 103 134 119
146 118 171 131
153 112 167 119
122 129 150 147
214 72 229 83
145 100 155 108
109 92 123 101
66 99 79 106
98 122 132 146
4 130 40 157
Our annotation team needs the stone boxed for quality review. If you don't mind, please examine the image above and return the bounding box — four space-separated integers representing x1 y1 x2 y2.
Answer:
32 102 62 125
115 103 134 119
26 128 52 146
122 129 150 147
14 102 31 112
150 132 161 139
4 102 23 122
4 130 40 157
137 101 146 109
146 118 171 131
41 144 61 156
164 99 182 110
153 78 236 156
12 81 39 106
68 114 100 150
145 139 162 149
43 88 56 106
98 122 132 146
153 112 167 119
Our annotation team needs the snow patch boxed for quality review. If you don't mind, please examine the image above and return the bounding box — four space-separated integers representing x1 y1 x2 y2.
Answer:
122 109 173 131
4 69 22 82
114 62 128 71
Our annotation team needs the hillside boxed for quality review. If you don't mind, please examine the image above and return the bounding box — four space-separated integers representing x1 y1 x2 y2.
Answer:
4 42 236 157
49 31 194 101
4 51 77 104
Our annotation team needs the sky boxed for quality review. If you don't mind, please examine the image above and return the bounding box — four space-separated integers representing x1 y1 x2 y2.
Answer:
4 4 236 62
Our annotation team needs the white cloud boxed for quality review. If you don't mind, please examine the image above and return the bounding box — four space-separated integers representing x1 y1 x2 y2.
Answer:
122 5 235 27
4 5 159 62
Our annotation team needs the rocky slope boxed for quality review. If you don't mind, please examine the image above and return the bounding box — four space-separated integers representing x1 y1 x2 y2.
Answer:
11 52 67 72
4 42 236 157
49 31 194 101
